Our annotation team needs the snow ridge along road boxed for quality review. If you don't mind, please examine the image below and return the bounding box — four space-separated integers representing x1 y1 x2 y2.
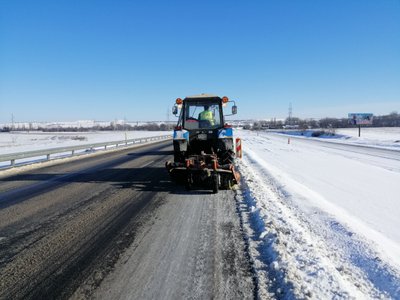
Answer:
237 130 400 299
0 140 254 299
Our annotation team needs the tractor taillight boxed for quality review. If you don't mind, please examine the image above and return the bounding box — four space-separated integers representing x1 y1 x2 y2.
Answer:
175 126 182 130
185 159 191 168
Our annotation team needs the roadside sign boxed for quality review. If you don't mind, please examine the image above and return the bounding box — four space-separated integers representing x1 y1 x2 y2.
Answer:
348 113 373 125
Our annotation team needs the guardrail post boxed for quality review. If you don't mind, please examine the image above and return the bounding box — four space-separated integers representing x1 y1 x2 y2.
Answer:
104 145 107 150
46 154 50 161
72 150 75 156
11 159 15 167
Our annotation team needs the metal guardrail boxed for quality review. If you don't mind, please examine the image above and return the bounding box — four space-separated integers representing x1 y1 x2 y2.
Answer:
0 135 172 169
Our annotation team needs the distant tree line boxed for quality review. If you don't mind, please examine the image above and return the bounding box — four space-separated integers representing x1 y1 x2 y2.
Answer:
1 122 175 132
247 111 400 130
2 112 399 132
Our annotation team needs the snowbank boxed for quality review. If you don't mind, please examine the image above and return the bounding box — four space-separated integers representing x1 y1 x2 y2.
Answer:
236 128 400 298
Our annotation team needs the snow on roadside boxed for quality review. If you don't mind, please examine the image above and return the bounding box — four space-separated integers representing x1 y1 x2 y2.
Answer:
335 127 400 142
333 127 400 150
235 130 400 299
237 162 385 298
277 127 400 151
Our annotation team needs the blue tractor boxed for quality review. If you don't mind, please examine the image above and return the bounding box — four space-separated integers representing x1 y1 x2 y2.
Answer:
166 94 240 193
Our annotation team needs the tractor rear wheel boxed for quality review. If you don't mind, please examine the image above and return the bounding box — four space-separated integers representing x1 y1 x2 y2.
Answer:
212 174 219 193
185 173 192 190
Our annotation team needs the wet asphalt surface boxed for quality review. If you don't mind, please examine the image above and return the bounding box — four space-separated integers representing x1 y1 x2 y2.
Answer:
0 141 255 300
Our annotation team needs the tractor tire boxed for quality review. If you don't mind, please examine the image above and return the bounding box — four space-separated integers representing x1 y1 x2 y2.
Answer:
185 173 192 190
212 174 219 194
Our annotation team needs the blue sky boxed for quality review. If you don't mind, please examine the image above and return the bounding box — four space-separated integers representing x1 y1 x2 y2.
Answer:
0 0 399 123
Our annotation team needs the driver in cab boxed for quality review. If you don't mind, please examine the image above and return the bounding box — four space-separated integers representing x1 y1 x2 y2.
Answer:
198 105 215 127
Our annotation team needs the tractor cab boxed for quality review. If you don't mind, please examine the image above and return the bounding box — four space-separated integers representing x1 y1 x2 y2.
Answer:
179 97 223 130
173 94 237 130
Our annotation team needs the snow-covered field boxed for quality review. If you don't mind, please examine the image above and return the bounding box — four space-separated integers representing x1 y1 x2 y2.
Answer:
278 127 400 150
0 131 168 155
237 128 400 298
334 127 400 149
335 127 400 141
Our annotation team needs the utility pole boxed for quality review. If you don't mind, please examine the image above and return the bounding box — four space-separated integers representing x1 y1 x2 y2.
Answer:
288 103 292 126
11 113 15 131
166 107 171 129
124 116 127 142
166 107 170 123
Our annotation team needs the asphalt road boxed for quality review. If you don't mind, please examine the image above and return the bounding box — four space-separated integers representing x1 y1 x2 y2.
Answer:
0 141 255 299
